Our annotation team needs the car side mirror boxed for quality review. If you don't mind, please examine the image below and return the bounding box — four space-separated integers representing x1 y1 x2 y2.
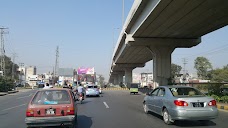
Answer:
146 92 150 96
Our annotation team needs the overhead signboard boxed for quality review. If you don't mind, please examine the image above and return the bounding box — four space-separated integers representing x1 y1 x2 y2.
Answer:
77 67 94 75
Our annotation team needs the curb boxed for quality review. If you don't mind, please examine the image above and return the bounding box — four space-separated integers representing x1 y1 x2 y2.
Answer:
217 104 228 111
0 93 7 96
8 90 19 94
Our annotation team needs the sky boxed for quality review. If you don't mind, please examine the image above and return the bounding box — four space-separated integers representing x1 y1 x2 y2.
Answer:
0 0 228 81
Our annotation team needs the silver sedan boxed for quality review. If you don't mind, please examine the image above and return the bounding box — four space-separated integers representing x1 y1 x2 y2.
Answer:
143 85 218 125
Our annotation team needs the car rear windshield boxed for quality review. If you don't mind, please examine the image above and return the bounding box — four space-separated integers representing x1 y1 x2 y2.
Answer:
88 86 97 88
31 90 71 105
131 84 138 88
169 87 205 97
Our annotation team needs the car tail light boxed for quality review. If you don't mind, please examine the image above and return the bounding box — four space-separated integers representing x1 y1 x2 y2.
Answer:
26 109 34 117
174 100 188 106
67 107 75 115
208 100 216 106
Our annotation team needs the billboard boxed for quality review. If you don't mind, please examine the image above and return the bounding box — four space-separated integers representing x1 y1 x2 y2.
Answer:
77 67 94 75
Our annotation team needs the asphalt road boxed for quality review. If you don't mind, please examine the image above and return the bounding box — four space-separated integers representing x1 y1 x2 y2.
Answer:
0 89 228 128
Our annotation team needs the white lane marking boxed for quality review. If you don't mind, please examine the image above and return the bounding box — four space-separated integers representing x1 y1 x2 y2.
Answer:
1 103 27 111
16 94 33 99
103 102 109 108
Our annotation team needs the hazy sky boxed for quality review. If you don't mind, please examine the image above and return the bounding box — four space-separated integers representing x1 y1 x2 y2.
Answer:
1 0 228 81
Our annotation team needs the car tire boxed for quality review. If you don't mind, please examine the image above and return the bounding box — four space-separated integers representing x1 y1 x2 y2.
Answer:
199 120 209 125
163 108 172 125
143 103 149 114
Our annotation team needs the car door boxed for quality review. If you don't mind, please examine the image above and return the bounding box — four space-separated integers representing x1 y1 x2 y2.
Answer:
147 88 159 112
153 88 165 115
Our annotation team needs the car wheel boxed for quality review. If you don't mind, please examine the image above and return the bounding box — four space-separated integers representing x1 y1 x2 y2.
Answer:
143 103 149 114
163 108 172 125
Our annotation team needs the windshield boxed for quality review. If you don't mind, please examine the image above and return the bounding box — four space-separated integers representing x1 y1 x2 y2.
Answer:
32 90 71 105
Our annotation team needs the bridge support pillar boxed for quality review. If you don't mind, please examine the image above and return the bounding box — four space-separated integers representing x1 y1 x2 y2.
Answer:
118 74 124 87
113 75 119 85
149 46 175 88
124 68 133 88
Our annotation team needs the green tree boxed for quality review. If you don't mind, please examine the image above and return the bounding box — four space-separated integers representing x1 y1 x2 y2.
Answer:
0 55 19 79
97 75 105 87
210 65 228 82
171 63 182 79
194 57 212 79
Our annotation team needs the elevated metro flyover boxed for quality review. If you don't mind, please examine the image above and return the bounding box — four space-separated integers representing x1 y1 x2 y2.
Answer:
109 0 228 88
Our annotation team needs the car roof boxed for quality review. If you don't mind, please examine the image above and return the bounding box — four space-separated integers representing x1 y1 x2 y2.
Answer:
159 85 195 88
87 84 97 86
38 88 70 92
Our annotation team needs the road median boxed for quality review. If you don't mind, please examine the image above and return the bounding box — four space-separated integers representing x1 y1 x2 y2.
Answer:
0 92 7 96
217 103 228 111
102 88 129 91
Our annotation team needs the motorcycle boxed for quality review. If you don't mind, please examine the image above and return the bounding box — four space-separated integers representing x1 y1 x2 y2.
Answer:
78 93 84 104
74 90 84 104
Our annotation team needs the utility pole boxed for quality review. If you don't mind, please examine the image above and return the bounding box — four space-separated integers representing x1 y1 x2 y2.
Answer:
182 58 188 75
0 27 8 76
54 46 59 85
182 58 188 82
19 63 24 86
122 0 125 27
11 53 17 79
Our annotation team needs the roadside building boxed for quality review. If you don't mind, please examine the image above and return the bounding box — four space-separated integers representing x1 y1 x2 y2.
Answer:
58 68 74 86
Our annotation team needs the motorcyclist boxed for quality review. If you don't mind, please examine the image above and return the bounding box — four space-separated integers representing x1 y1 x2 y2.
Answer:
76 84 85 99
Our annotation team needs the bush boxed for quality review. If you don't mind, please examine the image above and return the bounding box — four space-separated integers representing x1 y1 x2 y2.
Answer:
0 77 15 92
208 84 223 96
220 96 228 103
210 94 221 102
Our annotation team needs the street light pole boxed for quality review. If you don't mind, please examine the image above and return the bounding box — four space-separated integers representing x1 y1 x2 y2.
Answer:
122 0 125 27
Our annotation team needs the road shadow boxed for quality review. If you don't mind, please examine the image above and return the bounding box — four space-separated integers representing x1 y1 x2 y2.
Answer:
130 93 141 96
77 115 93 128
76 100 91 105
174 120 216 127
147 112 216 127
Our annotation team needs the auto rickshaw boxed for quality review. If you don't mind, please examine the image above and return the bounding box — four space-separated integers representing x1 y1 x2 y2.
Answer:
130 83 139 95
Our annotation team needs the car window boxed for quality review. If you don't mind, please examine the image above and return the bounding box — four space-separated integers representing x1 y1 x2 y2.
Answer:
88 85 97 88
157 88 165 97
151 88 159 96
32 90 71 105
88 86 93 88
169 87 205 97
131 84 138 88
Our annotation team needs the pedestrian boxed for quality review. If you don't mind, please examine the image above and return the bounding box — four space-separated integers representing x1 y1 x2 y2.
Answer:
43 83 51 89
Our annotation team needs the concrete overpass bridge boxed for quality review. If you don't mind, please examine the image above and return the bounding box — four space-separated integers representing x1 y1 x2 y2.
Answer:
109 0 228 88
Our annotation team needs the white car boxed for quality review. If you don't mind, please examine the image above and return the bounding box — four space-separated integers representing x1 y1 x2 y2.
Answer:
86 85 100 97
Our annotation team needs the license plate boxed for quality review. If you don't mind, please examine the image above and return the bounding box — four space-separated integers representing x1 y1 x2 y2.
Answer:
192 102 204 107
46 109 55 115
